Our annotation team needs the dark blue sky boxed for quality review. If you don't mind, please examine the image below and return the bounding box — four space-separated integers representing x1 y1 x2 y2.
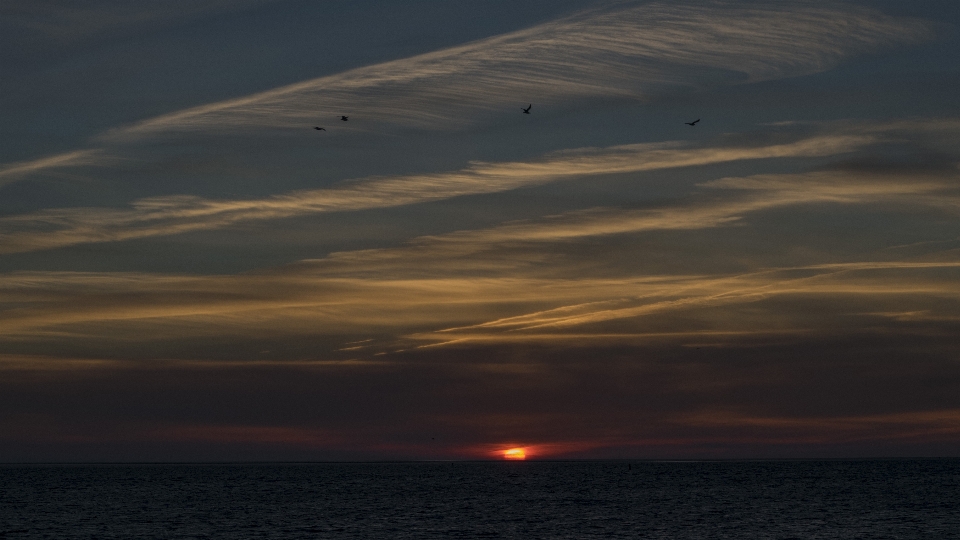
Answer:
2 0 960 461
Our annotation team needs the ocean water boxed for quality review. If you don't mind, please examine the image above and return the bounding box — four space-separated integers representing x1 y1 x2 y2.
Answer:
1 460 957 539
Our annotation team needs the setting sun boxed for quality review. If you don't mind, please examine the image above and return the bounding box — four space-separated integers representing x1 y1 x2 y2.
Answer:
503 447 527 460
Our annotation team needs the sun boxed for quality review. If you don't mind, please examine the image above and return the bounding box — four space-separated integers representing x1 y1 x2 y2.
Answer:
503 447 527 460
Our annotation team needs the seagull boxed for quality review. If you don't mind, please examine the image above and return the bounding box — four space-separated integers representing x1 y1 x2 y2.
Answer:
314 127 325 130
685 119 700 126
341 116 349 121
522 104 532 114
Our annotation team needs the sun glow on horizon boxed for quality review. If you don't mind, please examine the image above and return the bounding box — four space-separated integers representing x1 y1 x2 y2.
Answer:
503 447 527 460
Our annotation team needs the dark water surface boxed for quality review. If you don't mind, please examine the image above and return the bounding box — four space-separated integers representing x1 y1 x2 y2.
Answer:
1 460 958 539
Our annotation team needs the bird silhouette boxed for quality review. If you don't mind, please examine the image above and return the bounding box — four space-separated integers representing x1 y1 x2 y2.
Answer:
685 119 700 126
522 104 532 114
314 127 326 130
341 116 349 121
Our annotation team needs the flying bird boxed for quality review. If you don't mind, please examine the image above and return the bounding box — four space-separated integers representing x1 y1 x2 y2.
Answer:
341 116 349 121
314 127 325 130
685 119 700 126
522 104 532 114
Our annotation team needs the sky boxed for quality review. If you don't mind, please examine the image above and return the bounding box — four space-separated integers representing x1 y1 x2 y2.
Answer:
2 0 960 462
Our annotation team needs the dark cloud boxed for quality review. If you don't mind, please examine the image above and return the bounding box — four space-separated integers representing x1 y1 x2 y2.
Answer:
2 331 960 461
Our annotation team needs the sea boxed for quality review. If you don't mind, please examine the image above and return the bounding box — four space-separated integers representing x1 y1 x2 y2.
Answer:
1 460 958 539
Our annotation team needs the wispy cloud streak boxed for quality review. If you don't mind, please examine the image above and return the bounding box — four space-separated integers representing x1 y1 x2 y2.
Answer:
0 150 105 186
0 0 933 189
114 0 931 135
428 261 960 341
3 260 960 357
320 169 957 270
0 134 874 254
3 161 960 348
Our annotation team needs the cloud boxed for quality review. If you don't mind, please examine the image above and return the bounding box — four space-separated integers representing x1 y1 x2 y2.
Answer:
1 128 959 357
0 149 105 186
681 409 960 444
3 258 960 360
0 133 877 254
317 167 958 272
424 261 960 343
0 0 935 192
111 0 932 136
3 156 959 335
